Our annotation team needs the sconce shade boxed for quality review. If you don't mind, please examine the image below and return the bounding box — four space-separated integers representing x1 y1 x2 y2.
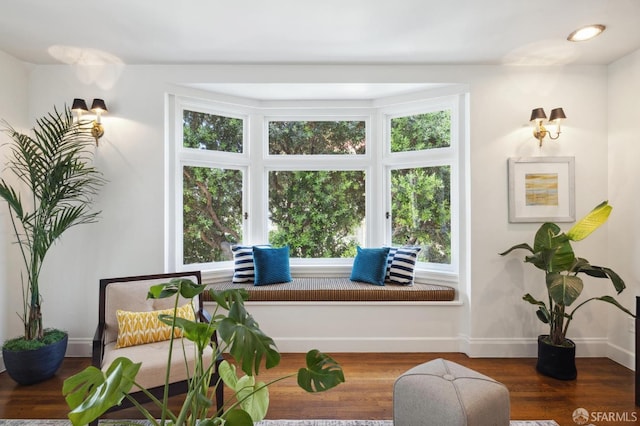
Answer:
72 98 89 112
549 108 567 121
530 108 547 122
90 98 108 113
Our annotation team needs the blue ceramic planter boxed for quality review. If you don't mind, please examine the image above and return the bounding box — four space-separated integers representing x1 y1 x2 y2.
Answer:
2 333 68 385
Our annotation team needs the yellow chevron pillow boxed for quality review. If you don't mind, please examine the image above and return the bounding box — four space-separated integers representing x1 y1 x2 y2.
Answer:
115 303 195 349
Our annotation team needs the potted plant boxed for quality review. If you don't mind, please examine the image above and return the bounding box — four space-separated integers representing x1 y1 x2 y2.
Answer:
500 201 635 380
0 107 104 384
63 279 345 426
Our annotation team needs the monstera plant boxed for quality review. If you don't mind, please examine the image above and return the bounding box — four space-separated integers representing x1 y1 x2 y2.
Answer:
63 280 345 425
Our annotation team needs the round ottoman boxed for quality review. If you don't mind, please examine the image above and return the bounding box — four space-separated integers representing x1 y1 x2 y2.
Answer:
393 358 510 426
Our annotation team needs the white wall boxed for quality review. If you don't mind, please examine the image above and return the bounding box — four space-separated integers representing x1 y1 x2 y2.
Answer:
468 66 614 358
2 61 632 363
607 48 640 368
0 50 30 371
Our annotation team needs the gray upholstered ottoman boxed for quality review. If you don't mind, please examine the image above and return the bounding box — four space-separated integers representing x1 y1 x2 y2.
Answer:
393 358 510 426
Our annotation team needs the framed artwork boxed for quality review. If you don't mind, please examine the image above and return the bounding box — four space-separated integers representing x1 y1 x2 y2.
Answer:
508 157 575 223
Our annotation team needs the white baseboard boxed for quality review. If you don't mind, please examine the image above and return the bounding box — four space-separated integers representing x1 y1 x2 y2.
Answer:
607 341 635 370
464 336 538 357
66 337 92 357
267 336 464 353
464 336 617 359
63 335 634 372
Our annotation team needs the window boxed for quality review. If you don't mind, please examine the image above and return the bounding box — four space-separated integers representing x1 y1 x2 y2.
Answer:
169 90 465 281
180 108 248 266
387 109 453 265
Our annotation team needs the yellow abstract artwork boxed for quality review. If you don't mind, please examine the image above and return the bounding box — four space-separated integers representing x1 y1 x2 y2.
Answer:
525 173 558 206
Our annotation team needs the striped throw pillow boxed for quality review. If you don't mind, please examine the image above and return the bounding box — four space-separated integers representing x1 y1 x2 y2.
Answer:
386 246 422 285
115 303 194 349
232 244 271 283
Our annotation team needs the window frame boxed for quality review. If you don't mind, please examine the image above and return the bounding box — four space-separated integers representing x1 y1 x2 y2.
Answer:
167 90 466 285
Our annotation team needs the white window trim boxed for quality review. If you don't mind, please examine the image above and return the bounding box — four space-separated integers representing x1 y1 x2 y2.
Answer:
166 87 468 285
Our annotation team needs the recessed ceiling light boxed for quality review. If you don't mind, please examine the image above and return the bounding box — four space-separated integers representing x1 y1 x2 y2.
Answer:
567 24 606 42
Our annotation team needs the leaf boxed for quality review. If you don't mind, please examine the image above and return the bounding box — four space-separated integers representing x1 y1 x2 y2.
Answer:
532 223 562 252
209 288 250 310
223 409 254 426
218 299 281 376
522 293 545 307
535 308 550 324
63 357 141 426
297 349 345 393
235 375 269 421
148 278 204 300
522 293 551 324
498 243 533 256
566 201 611 241
0 181 24 219
547 274 583 307
596 296 635 317
218 360 239 389
531 224 575 272
157 314 215 350
576 264 626 294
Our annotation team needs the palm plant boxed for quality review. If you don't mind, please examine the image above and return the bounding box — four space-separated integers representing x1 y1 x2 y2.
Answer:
500 201 634 346
64 280 345 426
0 107 103 342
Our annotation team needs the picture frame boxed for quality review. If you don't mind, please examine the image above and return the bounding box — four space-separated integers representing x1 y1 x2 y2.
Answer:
508 156 575 223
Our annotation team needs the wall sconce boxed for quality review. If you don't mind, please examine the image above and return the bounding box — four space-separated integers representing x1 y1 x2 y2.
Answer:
529 107 566 147
72 98 108 146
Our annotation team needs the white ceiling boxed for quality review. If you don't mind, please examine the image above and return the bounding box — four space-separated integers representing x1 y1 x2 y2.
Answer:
1 0 639 67
2 1 639 100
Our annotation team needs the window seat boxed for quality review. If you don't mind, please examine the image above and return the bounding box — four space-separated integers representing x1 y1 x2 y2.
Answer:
204 277 455 302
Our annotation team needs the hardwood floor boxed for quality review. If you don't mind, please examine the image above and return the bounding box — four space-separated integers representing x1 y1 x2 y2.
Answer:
0 353 637 425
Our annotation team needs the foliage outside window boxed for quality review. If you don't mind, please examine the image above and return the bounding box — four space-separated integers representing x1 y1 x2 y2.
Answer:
183 110 243 152
390 110 451 152
269 121 366 155
183 166 243 264
269 170 365 258
390 166 451 264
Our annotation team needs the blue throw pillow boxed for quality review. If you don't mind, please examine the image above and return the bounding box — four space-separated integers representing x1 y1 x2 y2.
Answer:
350 246 391 286
253 246 292 286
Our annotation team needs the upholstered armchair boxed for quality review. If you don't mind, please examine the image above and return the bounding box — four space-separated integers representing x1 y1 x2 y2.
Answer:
92 271 223 422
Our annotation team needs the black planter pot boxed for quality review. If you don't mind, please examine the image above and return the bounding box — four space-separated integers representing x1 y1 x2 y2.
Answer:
2 333 68 385
536 334 577 380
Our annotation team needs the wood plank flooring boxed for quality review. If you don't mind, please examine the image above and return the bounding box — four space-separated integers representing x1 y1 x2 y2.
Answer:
0 353 637 425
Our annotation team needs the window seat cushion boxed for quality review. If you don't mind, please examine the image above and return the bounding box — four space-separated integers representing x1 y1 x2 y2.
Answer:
204 277 455 302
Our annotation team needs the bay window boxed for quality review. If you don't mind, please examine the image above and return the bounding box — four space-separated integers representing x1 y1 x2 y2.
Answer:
169 90 465 282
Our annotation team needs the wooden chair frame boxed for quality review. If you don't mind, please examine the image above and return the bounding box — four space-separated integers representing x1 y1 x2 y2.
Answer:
92 271 223 423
